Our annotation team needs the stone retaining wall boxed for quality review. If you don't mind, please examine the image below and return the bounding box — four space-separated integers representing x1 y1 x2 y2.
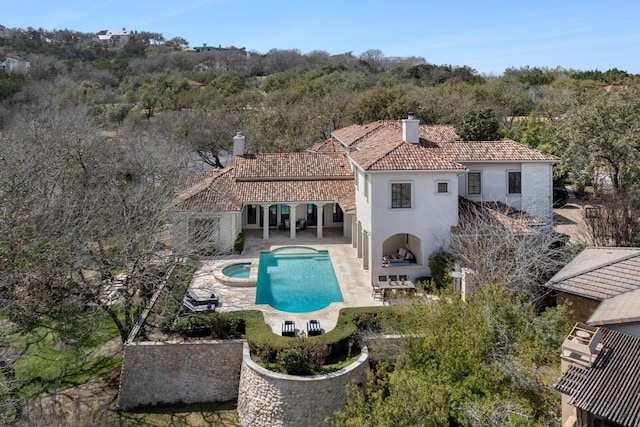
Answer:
237 343 368 427
117 339 244 410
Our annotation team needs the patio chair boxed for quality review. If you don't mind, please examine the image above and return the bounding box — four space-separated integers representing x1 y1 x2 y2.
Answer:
307 319 322 336
282 320 296 337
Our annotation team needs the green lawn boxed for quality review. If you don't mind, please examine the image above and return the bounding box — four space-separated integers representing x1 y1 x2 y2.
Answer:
8 308 123 396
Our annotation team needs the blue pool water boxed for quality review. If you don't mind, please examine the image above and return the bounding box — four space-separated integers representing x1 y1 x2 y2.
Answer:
222 262 251 279
255 247 343 313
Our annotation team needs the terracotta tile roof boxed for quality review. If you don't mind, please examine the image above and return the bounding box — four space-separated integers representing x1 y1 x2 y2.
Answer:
233 179 355 211
234 152 352 180
331 122 386 146
173 169 244 212
335 121 557 172
172 152 355 213
307 138 344 153
423 138 559 162
546 247 640 300
350 130 465 171
453 197 541 234
555 328 640 427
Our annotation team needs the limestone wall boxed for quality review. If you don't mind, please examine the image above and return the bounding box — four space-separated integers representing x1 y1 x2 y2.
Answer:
117 340 244 410
237 344 368 427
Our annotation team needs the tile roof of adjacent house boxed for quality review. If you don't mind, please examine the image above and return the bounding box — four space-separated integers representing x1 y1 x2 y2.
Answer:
587 288 640 326
546 247 640 300
555 327 640 427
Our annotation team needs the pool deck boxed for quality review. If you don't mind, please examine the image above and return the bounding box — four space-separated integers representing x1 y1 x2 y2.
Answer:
188 228 382 335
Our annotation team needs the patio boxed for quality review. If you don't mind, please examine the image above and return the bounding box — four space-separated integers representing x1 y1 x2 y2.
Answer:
188 227 381 335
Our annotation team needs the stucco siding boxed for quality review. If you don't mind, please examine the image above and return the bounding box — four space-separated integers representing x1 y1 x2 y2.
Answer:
521 162 553 224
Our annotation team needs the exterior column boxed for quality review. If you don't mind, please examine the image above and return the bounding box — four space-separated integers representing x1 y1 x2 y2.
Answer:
362 230 370 270
351 215 357 247
316 203 325 238
262 204 270 240
289 203 299 239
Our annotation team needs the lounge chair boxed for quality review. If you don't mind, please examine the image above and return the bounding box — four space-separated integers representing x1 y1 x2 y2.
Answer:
282 320 296 337
382 248 414 266
182 290 218 312
307 320 321 336
295 218 307 231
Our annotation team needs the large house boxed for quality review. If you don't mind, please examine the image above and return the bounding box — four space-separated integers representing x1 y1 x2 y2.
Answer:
172 116 558 283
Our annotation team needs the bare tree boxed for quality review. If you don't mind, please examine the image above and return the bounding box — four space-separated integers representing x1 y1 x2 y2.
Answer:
449 200 569 302
582 192 640 246
0 104 187 344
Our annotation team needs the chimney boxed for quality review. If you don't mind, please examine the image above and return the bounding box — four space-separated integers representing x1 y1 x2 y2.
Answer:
233 132 245 157
402 113 420 143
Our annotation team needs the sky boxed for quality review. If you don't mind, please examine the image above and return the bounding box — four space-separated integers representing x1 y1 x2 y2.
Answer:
5 0 640 75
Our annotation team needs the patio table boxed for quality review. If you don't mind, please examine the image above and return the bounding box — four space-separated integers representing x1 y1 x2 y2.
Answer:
376 281 416 300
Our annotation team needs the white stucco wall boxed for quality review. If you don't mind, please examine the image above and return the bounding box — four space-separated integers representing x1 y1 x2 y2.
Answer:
172 212 238 254
356 169 460 282
457 161 554 224
521 162 554 224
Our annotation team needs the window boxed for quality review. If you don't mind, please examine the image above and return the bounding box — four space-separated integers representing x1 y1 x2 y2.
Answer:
467 172 481 195
364 174 369 199
436 181 449 194
508 171 521 194
247 204 257 224
333 203 344 222
391 183 412 208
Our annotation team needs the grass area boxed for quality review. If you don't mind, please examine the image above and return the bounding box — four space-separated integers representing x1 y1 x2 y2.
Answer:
9 308 122 396
117 401 241 426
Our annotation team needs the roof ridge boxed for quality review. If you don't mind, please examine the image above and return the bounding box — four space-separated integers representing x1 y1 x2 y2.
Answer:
550 248 640 284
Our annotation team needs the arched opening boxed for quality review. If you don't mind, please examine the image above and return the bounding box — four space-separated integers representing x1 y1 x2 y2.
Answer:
382 233 422 267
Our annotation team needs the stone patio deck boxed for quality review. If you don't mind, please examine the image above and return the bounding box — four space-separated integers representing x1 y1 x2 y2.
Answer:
188 228 382 335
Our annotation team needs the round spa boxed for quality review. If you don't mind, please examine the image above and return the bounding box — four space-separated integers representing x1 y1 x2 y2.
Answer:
213 261 257 287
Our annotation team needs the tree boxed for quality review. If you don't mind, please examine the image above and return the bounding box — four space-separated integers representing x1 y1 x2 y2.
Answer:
332 285 571 427
454 109 500 140
0 104 187 344
554 87 640 194
449 201 569 301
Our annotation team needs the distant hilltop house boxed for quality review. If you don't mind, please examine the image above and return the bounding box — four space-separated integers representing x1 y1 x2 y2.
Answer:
0 55 30 74
0 24 11 38
97 28 132 46
191 43 228 53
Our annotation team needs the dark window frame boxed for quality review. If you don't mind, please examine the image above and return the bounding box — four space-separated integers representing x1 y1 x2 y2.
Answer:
391 182 412 208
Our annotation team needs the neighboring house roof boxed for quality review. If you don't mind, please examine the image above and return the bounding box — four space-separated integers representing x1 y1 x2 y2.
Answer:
588 288 640 326
546 247 640 300
555 327 640 427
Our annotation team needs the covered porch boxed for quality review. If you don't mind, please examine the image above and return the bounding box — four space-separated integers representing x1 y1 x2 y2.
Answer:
241 201 353 241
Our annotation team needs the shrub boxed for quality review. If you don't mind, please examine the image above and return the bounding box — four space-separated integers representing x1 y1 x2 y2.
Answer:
234 232 246 254
278 348 309 375
428 250 454 289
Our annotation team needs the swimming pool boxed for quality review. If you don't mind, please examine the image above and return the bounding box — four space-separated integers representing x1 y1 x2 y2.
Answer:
255 247 343 313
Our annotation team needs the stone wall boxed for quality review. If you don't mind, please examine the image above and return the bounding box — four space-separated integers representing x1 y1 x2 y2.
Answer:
117 340 244 410
557 293 600 324
237 344 368 427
